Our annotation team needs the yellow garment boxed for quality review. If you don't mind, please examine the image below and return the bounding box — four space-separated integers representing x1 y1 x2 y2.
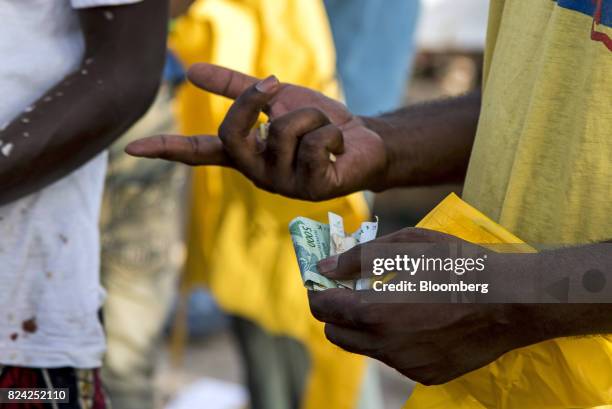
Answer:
406 1 612 407
170 2 369 409
464 0 611 245
405 194 612 409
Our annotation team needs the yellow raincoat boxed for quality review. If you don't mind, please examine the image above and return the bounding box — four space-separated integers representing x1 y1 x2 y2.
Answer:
170 1 369 409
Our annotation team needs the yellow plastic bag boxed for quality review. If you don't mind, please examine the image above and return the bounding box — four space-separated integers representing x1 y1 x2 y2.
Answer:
405 193 612 409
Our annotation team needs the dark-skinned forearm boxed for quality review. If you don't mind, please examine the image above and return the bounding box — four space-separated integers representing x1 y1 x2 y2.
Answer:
0 63 159 205
0 1 167 205
361 91 481 191
508 243 612 347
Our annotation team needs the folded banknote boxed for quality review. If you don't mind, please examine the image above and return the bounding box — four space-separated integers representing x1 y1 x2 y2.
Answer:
289 213 378 291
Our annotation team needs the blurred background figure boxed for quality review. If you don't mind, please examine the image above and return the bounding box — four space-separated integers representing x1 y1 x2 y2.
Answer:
168 1 374 409
101 1 489 409
412 0 487 98
323 0 420 116
99 53 188 409
0 2 166 408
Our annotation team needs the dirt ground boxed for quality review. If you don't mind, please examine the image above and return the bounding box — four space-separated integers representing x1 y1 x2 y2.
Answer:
154 330 415 409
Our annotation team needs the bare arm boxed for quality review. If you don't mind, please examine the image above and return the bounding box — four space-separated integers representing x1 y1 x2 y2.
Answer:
362 91 481 191
0 0 168 205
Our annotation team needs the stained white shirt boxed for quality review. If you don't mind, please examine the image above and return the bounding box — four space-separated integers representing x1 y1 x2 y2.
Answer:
0 0 140 368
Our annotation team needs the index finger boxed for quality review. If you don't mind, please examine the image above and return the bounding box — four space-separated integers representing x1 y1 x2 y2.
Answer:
125 134 232 167
188 63 259 100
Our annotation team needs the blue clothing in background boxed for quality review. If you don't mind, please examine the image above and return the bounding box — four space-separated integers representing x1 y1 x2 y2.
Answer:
163 50 186 86
324 0 420 116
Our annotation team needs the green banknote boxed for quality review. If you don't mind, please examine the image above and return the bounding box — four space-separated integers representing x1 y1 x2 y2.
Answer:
289 213 378 291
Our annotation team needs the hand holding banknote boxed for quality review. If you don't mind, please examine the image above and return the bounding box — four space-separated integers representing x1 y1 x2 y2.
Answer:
125 63 387 201
289 212 378 291
307 227 547 386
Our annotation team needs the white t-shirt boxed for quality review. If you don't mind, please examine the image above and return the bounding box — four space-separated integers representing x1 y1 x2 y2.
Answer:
0 0 141 368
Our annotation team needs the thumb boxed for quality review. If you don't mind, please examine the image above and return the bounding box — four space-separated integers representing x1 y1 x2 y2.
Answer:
187 63 259 100
317 244 362 280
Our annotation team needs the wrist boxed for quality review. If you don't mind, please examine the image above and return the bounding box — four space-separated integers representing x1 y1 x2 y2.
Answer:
501 247 612 345
358 115 408 191
497 252 568 346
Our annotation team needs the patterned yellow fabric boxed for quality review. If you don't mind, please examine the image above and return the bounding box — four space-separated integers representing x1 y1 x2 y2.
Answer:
169 2 369 409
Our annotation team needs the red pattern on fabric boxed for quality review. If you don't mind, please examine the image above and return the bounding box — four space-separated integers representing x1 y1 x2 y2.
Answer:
0 366 107 408
0 367 45 409
591 0 612 51
92 369 107 409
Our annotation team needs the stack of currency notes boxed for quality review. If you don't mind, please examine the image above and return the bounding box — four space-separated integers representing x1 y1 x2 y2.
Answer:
289 213 378 291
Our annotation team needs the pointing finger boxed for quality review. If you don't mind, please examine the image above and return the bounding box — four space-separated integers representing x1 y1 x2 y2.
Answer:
125 134 231 167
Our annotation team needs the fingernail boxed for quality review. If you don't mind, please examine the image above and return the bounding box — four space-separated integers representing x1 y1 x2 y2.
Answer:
317 255 339 276
256 75 279 93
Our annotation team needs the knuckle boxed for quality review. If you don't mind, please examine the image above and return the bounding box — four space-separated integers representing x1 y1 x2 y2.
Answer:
300 135 320 152
265 146 288 172
299 138 325 163
268 119 286 137
222 70 238 97
158 135 169 156
218 122 231 139
303 106 325 120
326 124 342 138
188 137 201 158
245 85 267 104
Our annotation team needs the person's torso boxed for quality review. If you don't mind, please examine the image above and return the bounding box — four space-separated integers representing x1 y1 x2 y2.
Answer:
0 0 107 368
463 0 612 244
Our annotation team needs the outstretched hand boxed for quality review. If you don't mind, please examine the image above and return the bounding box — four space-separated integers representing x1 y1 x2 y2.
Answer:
126 63 387 201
